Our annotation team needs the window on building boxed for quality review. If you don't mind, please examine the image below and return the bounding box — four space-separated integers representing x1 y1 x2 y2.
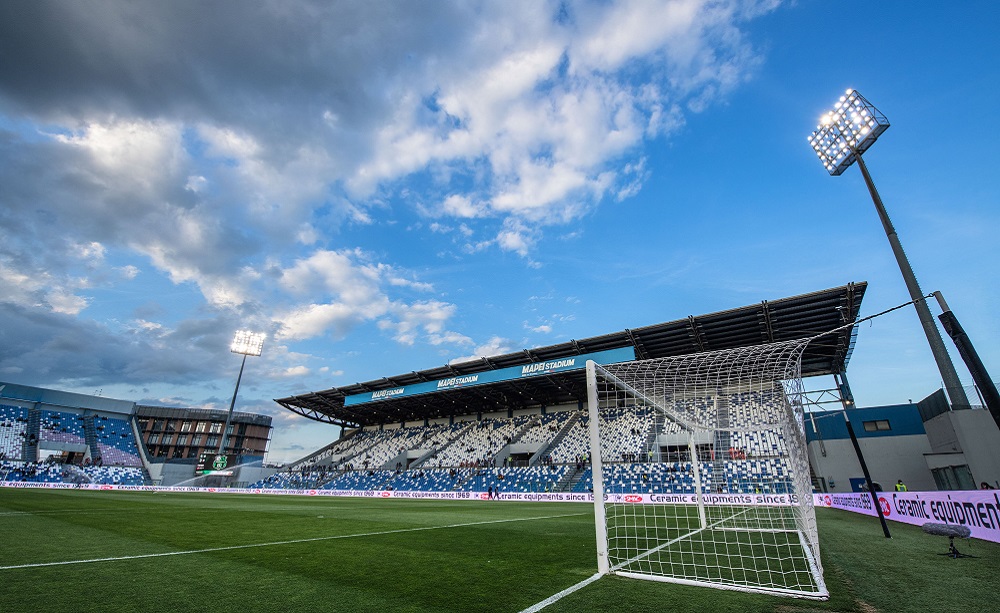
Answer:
177 434 188 446
206 435 219 447
196 422 207 433
149 433 161 445
180 421 192 433
172 447 185 458
862 419 891 432
192 434 203 446
187 447 200 459
210 422 223 434
152 419 165 431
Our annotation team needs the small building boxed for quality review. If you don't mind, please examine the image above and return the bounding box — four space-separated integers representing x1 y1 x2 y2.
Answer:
134 405 273 486
806 392 1000 492
134 405 271 462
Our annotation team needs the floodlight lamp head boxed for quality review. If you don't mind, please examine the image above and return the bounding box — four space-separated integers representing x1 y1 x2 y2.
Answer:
807 89 889 176
231 330 265 357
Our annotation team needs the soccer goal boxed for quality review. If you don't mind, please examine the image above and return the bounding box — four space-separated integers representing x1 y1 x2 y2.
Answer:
585 339 828 599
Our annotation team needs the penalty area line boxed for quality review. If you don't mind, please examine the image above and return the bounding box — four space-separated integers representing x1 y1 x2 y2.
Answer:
0 511 586 571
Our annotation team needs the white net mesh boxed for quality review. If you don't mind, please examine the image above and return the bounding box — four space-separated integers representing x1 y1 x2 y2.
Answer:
586 339 827 599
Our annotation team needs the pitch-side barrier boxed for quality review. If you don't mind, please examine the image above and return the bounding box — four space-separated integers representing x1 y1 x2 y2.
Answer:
1 481 795 506
813 491 1000 544
9 480 996 544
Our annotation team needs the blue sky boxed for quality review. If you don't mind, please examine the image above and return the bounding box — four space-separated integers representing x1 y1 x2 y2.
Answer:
1 1 997 464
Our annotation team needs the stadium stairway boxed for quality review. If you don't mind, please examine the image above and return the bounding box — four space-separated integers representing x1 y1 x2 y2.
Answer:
83 415 102 465
509 416 540 445
532 412 580 467
411 422 474 469
408 445 441 469
555 465 584 492
24 410 41 462
290 428 362 470
62 463 89 484
711 396 732 493
494 417 540 467
336 433 396 470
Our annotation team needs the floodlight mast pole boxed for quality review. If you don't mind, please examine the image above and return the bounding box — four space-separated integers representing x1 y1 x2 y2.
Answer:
218 331 265 456
852 155 971 410
218 353 248 456
809 90 971 410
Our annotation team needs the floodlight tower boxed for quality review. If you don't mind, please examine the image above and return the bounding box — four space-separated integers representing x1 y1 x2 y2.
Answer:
218 330 265 456
808 89 971 410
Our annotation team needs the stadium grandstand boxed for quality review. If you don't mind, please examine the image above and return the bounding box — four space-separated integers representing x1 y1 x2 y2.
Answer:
0 385 147 486
260 283 866 494
0 383 274 487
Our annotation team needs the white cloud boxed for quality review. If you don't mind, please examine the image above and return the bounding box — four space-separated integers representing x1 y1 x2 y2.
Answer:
279 365 310 377
55 119 186 197
46 289 89 315
197 125 262 160
440 194 483 218
0 259 90 315
496 219 538 256
274 302 365 342
387 276 434 292
74 241 106 261
185 175 208 193
326 1 770 255
449 335 515 364
381 300 457 345
118 265 140 280
278 249 387 308
272 249 465 348
429 330 474 346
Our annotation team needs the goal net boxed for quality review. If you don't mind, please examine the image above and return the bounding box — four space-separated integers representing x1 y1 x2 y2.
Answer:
585 339 827 599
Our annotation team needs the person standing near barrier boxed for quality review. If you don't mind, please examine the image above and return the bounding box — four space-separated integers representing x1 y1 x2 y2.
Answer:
895 479 907 492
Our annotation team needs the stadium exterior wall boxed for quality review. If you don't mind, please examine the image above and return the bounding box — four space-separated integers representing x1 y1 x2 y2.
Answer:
808 435 935 493
924 408 1000 488
807 403 1000 493
807 405 936 493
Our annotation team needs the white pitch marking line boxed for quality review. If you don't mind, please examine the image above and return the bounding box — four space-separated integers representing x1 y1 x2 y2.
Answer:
518 572 603 613
0 511 586 571
0 509 129 517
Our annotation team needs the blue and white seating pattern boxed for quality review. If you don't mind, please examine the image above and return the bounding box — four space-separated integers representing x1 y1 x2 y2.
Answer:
253 396 798 495
95 416 143 467
730 390 787 427
38 410 86 445
455 465 569 493
546 415 591 464
433 417 524 467
515 412 572 447
0 404 27 460
0 461 144 485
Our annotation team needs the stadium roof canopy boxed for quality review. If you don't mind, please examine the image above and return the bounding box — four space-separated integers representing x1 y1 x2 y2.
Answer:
275 282 866 428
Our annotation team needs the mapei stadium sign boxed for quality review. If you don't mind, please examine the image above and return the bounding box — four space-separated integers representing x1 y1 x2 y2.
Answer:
344 346 636 406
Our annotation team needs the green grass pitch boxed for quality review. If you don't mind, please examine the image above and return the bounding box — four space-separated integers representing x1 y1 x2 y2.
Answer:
1 489 997 612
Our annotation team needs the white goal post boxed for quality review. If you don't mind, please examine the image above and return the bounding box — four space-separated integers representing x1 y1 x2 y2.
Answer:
585 339 828 600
